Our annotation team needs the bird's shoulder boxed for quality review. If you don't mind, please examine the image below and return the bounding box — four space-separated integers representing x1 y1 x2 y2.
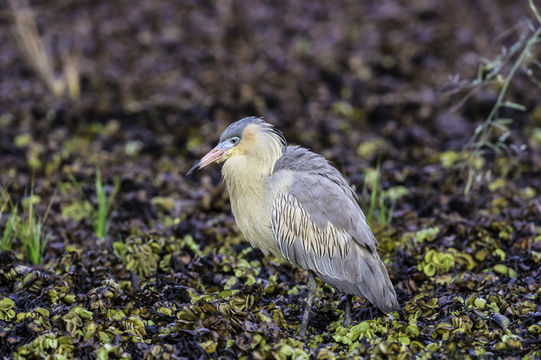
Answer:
273 146 347 183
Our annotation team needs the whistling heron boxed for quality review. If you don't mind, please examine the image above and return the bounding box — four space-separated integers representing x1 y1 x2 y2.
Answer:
188 117 399 335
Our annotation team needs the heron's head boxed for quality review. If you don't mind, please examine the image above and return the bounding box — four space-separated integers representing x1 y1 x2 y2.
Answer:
187 117 286 175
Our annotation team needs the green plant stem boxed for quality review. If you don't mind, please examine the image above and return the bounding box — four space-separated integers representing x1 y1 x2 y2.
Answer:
94 169 120 239
481 27 541 140
463 19 541 194
530 0 541 24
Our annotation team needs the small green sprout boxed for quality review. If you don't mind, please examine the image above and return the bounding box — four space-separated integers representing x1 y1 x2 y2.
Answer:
19 210 49 265
1 180 53 264
93 169 120 239
17 183 54 265
363 162 408 228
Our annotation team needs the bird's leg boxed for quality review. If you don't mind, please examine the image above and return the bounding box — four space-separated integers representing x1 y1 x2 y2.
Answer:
343 295 352 327
298 272 317 336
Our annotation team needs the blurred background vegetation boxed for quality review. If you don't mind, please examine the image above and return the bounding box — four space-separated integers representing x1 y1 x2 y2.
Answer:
0 0 540 358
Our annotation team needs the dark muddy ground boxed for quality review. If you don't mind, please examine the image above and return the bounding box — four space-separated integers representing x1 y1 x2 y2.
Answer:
0 0 540 359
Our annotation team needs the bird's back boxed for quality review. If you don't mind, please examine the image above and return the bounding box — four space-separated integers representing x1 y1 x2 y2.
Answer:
268 146 399 313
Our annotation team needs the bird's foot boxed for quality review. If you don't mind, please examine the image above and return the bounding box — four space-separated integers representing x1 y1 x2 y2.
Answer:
297 271 317 336
297 302 311 336
297 322 308 337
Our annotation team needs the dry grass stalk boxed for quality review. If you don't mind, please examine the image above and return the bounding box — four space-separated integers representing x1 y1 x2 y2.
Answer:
9 0 80 99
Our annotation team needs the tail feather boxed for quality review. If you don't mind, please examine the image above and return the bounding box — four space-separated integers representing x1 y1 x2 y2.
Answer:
318 243 399 313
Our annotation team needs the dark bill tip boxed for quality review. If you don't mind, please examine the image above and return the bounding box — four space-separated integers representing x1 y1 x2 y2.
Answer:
186 145 226 176
186 160 201 176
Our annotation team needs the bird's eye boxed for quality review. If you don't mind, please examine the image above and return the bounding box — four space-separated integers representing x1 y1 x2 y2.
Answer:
230 137 239 145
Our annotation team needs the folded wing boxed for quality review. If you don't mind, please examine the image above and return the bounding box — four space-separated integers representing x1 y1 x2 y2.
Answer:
269 147 398 312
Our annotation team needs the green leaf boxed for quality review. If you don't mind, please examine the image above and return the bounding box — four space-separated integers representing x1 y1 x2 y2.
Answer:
474 297 487 309
501 101 526 111
493 314 510 329
398 336 410 345
493 264 508 275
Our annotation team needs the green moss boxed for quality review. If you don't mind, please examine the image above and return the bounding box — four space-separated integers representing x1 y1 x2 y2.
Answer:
14 133 32 147
14 331 75 359
122 315 146 341
488 178 506 192
275 339 310 360
438 150 468 169
61 201 93 222
114 235 160 277
418 249 455 276
384 186 409 202
357 138 388 159
474 297 487 310
96 343 130 360
62 307 93 337
414 227 440 243
200 339 217 354
151 196 176 212
124 140 143 156
0 297 16 321
181 234 203 257
493 264 508 275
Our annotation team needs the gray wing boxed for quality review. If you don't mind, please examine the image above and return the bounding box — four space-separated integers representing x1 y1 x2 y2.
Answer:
269 147 399 312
